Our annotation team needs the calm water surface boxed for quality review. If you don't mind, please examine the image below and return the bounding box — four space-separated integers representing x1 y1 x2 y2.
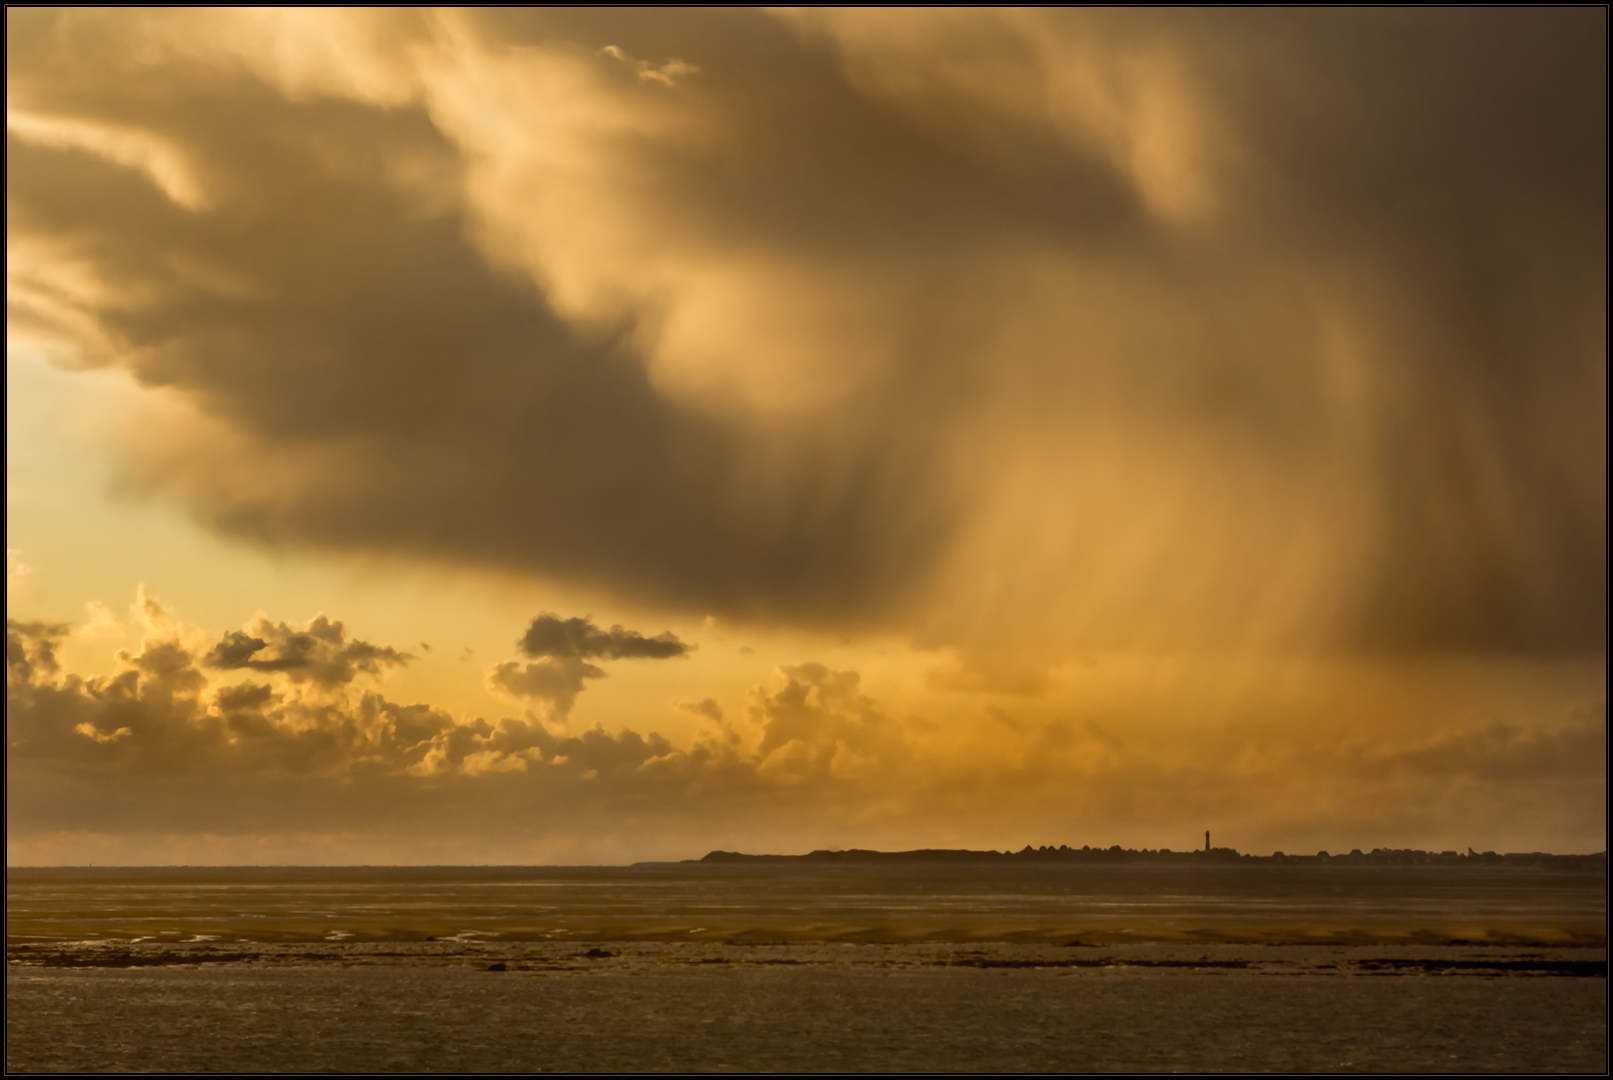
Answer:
8 864 1606 1073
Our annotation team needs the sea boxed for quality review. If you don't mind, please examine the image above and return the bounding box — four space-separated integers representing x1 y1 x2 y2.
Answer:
6 862 1607 1073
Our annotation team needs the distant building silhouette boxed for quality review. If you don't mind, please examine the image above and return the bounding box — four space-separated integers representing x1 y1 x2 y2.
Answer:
697 846 1605 868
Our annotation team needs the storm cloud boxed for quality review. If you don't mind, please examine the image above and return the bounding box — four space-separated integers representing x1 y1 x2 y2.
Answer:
6 8 1604 670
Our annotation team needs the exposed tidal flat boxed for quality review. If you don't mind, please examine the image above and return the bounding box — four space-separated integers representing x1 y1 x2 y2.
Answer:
7 862 1607 1073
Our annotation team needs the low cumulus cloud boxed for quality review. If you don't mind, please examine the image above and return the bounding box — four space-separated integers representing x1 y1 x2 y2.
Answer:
6 618 69 683
205 615 411 686
487 614 692 725
10 599 447 777
6 596 860 785
485 656 605 724
75 601 125 639
518 614 690 661
748 663 908 785
6 9 1602 665
6 596 1606 858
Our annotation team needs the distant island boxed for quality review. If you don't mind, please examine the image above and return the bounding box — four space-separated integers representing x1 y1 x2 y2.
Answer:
695 845 1607 869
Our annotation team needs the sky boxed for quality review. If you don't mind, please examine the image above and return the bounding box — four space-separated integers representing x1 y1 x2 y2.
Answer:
7 8 1606 865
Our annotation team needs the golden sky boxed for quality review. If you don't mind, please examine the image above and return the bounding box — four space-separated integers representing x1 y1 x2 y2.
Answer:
7 8 1606 864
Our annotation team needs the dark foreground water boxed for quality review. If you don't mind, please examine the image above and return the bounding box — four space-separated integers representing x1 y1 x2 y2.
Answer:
7 864 1606 1073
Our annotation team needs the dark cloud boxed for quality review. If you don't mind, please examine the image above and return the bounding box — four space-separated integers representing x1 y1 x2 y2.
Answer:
6 9 1605 657
1218 9 1608 655
518 614 690 661
6 619 70 684
4 8 954 626
1352 715 1608 784
483 615 692 722
203 616 411 686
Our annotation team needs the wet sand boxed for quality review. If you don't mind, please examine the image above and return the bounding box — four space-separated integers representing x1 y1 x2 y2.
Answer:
8 942 1606 1074
8 866 1605 1072
7 863 1605 948
7 937 1607 977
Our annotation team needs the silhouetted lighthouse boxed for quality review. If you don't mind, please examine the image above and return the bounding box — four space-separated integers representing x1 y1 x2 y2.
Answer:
1205 830 1210 852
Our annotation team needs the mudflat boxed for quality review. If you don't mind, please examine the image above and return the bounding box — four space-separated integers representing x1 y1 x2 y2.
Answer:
7 862 1605 947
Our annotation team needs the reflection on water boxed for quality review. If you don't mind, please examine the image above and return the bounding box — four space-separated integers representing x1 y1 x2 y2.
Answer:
6 865 1606 1073
7 955 1608 1074
5 863 1605 945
